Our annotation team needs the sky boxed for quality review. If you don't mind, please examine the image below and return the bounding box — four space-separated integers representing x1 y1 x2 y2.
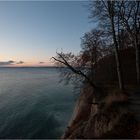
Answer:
0 1 94 67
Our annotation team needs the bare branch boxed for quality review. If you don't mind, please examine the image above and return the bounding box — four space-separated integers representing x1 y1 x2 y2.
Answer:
52 53 96 89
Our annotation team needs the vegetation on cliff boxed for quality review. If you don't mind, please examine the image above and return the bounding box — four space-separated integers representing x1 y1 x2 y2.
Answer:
52 0 140 139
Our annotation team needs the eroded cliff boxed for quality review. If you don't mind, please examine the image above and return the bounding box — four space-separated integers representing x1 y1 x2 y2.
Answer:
62 84 140 139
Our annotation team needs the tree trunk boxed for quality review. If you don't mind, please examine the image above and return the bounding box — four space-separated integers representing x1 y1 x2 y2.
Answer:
135 37 140 84
114 41 124 90
134 1 140 84
112 26 124 90
108 1 124 90
91 49 94 81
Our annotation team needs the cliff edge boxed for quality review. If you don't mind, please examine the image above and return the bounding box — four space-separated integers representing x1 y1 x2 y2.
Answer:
62 48 140 139
62 84 140 139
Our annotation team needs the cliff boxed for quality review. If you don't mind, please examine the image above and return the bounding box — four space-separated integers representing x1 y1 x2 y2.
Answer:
62 84 140 139
62 48 140 139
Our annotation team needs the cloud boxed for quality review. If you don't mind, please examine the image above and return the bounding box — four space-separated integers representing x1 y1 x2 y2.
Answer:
39 62 45 64
0 60 24 66
0 60 15 66
16 61 24 64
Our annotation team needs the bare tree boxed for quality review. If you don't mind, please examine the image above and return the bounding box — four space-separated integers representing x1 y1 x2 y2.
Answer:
119 1 140 84
52 52 96 89
107 1 124 90
52 1 139 91
90 1 124 90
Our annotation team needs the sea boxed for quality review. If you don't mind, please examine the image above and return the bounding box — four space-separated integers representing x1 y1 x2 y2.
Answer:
0 67 78 139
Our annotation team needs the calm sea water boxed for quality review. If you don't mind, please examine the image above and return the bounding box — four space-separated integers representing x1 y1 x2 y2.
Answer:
0 67 77 139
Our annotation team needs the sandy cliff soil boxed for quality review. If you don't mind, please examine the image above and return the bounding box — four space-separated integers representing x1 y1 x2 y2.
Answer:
62 84 140 139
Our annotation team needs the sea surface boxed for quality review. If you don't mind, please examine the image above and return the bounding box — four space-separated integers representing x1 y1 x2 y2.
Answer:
0 67 78 139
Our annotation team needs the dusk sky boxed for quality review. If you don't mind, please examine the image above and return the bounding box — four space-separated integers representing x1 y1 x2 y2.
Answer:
0 1 94 67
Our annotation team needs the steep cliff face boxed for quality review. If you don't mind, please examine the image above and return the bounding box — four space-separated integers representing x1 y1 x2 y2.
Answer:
62 84 139 139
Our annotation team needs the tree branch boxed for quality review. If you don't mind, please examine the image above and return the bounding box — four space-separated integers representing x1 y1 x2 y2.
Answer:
52 53 96 89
